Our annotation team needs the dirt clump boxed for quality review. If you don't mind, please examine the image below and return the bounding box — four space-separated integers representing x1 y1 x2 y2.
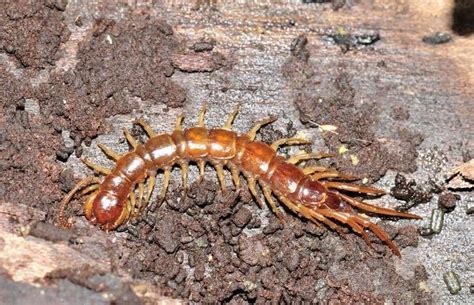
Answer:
390 173 433 209
36 15 186 156
0 0 70 69
0 66 64 212
172 52 228 73
322 31 380 53
437 191 460 213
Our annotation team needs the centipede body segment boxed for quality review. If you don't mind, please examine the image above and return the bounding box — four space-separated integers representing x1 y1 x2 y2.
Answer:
58 104 421 257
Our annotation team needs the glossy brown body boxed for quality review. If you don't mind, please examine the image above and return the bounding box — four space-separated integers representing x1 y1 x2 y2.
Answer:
59 108 421 257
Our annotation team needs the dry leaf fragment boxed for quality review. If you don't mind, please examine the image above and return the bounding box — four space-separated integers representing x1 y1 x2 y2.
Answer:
448 159 474 181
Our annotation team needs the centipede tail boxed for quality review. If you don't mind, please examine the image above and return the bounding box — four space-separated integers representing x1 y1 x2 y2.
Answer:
58 104 421 256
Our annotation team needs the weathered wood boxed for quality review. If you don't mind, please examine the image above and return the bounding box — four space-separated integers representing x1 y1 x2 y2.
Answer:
1 0 472 304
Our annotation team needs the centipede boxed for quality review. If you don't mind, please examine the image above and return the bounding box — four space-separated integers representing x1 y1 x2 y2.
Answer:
58 104 421 257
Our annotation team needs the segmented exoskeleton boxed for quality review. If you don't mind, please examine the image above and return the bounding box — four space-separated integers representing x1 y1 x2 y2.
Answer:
58 104 420 256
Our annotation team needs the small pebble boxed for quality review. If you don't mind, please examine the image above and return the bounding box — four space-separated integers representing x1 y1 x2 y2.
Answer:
437 192 459 213
422 32 452 45
232 207 252 228
418 227 433 236
443 271 461 295
74 15 83 27
467 207 474 215
430 209 445 234
56 146 75 162
466 200 474 215
331 0 345 10
191 41 215 52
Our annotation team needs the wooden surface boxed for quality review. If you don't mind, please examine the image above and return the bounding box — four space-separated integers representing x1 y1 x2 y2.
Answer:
1 0 472 304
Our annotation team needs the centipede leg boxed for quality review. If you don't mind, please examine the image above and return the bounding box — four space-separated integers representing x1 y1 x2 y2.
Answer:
271 137 311 151
287 152 334 165
260 182 285 223
124 128 138 148
247 177 265 209
278 196 344 234
151 169 171 211
129 191 137 217
137 182 145 211
312 171 359 181
134 119 157 138
227 163 241 189
322 181 385 196
57 176 100 228
98 144 121 161
180 162 189 192
197 103 207 127
198 160 206 182
223 104 240 129
247 117 277 141
81 158 111 175
316 209 372 248
213 163 227 193
350 214 401 257
337 192 421 219
143 173 156 208
302 165 330 175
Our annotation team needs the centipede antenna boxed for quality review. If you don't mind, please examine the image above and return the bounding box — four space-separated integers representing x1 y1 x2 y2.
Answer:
197 103 208 127
57 176 100 228
224 104 241 129
247 117 277 140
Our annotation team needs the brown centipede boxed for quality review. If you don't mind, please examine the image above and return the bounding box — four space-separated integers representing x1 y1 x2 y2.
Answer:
58 104 421 257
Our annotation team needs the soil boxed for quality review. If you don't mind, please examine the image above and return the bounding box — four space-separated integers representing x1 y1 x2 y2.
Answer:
1 1 472 304
0 0 70 69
